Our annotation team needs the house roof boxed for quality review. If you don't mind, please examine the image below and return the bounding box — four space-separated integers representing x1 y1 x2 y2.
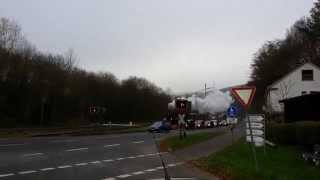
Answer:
267 62 320 89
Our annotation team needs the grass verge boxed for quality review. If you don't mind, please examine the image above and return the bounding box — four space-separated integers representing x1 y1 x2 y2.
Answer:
193 139 320 180
160 131 224 152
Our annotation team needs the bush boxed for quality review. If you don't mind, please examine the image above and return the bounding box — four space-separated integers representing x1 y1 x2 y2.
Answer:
267 121 320 147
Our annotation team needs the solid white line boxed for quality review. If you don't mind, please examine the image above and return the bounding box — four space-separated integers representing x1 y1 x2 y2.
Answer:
0 143 26 147
40 167 55 171
18 170 37 175
116 157 125 160
0 173 14 177
65 148 88 152
127 156 135 159
23 153 43 157
103 159 114 162
75 163 88 166
132 141 144 144
104 144 120 148
117 174 131 178
57 165 72 169
137 154 145 158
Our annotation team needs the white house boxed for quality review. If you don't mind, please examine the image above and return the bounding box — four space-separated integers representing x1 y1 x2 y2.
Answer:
266 62 320 113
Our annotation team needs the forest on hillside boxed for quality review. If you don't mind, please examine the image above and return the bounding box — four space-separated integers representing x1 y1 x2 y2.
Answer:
0 18 170 128
249 0 320 110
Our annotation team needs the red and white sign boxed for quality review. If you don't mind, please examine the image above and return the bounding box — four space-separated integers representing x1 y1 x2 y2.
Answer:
231 86 256 111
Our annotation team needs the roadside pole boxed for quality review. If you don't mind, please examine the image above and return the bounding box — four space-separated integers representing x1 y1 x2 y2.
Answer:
231 86 259 172
246 114 259 172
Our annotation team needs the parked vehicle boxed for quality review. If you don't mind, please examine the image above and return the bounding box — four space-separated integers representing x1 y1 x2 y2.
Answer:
209 119 218 127
185 119 195 129
195 120 204 128
148 121 171 133
204 120 212 128
218 119 228 126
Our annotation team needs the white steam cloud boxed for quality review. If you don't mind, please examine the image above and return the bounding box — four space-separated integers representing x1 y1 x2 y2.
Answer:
188 88 233 114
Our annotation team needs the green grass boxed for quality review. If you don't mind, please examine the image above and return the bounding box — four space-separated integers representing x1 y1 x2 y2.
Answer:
195 139 320 180
160 131 224 151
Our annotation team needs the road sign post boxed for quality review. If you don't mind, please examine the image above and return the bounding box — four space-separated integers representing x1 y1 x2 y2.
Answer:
231 86 259 172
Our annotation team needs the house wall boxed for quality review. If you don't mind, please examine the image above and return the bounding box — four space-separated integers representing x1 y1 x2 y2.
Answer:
267 63 320 112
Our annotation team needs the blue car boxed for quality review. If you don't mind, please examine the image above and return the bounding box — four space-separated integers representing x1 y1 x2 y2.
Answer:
148 121 171 133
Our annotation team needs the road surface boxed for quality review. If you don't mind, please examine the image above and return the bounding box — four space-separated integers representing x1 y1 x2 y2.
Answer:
0 129 223 180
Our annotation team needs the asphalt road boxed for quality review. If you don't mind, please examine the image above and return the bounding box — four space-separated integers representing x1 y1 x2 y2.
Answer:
0 129 224 180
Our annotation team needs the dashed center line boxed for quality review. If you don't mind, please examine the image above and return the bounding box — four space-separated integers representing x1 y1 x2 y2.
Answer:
104 144 120 148
102 162 184 180
18 170 37 175
0 152 168 179
65 148 88 152
40 167 55 171
90 161 101 164
75 163 88 166
0 173 14 178
132 141 144 144
58 165 72 169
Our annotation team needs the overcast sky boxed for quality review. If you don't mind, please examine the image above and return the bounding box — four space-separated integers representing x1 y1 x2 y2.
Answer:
0 0 315 93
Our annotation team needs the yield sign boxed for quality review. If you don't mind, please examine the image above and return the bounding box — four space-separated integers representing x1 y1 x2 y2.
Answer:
231 86 256 111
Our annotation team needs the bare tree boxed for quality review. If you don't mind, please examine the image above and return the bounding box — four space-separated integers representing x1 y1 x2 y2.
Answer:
0 17 22 52
277 79 295 100
64 48 78 72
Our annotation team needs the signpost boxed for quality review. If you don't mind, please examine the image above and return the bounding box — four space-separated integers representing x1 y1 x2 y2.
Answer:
231 86 259 171
247 115 265 152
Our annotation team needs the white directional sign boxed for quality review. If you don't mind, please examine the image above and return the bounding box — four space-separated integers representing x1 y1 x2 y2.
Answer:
246 114 265 147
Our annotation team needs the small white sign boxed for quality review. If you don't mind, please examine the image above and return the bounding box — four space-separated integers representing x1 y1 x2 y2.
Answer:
246 114 265 147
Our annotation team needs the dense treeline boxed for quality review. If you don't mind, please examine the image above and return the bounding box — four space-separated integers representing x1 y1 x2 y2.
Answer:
249 0 320 111
0 18 170 128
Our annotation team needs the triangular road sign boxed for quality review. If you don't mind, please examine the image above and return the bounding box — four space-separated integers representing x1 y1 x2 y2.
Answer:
231 86 256 111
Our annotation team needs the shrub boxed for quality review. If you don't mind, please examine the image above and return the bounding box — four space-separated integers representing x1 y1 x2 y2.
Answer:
267 121 320 147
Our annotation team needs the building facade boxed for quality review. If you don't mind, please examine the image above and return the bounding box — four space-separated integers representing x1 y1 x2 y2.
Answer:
266 62 320 113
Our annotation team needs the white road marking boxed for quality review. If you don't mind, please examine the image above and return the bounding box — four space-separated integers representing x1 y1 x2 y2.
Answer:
102 178 116 180
6 152 166 178
102 162 184 180
75 163 88 166
117 174 131 178
0 173 14 178
131 171 144 175
145 168 157 172
40 167 55 171
0 143 27 147
90 161 101 164
58 165 72 169
18 170 37 175
117 158 125 160
132 141 144 144
65 148 88 152
104 144 120 148
23 153 44 157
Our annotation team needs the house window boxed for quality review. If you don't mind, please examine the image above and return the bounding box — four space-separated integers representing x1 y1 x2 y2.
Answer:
302 70 313 81
301 91 307 95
